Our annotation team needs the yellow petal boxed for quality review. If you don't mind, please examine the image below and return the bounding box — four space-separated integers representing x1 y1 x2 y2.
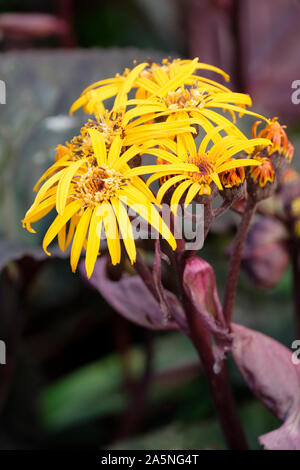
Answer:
56 159 86 215
120 193 176 251
113 62 148 111
157 174 188 204
170 180 193 214
85 207 103 278
69 95 87 116
108 135 123 167
101 202 121 265
111 198 136 264
70 207 93 272
43 200 82 255
184 182 201 206
113 145 141 171
124 163 198 178
65 215 78 249
87 128 107 165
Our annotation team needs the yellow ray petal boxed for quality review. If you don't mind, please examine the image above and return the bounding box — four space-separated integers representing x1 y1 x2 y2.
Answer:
43 200 82 255
58 224 66 252
56 159 87 215
131 176 157 204
170 180 193 214
141 148 180 165
184 182 201 206
30 170 66 213
210 172 223 190
113 62 148 111
218 158 262 173
87 128 107 165
70 207 93 272
108 135 123 166
113 145 141 171
119 193 176 251
153 59 198 98
23 197 56 232
85 207 103 278
209 103 269 122
135 77 160 94
124 163 198 178
217 138 272 164
146 169 189 187
157 174 189 204
82 76 124 94
33 158 72 192
198 124 233 155
101 202 121 265
195 62 230 81
65 215 78 249
69 95 87 115
111 198 136 264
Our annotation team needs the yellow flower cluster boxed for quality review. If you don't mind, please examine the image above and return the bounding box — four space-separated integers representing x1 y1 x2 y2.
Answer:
23 57 271 277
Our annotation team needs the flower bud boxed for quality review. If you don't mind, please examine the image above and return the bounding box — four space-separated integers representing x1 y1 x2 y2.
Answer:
219 163 246 202
252 118 294 178
246 154 276 202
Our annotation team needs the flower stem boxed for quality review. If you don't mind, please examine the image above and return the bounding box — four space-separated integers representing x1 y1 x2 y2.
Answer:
182 289 249 450
223 199 257 325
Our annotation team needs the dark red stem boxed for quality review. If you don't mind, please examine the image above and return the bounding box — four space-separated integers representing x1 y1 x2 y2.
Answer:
223 199 257 325
182 289 248 450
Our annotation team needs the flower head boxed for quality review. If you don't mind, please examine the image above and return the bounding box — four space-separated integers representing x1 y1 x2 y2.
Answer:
23 129 181 277
70 58 230 116
146 128 269 212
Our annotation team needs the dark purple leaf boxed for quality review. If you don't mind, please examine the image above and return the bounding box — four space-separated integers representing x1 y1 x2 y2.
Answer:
81 257 187 332
232 323 300 450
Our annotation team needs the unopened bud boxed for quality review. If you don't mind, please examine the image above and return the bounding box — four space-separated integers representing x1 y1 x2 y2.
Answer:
246 154 276 202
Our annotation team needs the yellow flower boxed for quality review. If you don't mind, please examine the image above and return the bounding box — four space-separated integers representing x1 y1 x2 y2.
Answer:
23 130 202 277
146 129 270 213
33 114 196 193
70 58 230 116
126 83 266 144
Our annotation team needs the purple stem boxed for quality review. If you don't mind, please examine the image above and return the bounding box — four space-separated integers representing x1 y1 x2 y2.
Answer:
223 198 257 325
